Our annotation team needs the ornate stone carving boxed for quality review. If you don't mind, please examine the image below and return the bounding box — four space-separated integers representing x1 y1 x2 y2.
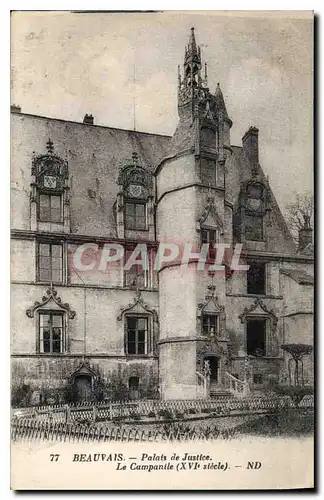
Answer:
117 152 153 193
239 298 278 329
26 284 76 319
197 285 225 317
197 195 224 234
31 139 69 191
117 289 158 323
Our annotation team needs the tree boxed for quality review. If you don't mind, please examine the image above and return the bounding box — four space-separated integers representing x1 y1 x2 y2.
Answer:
284 191 314 243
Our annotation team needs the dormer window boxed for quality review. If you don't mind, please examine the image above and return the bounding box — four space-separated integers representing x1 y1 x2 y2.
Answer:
30 139 70 232
244 182 266 241
125 200 147 230
115 152 154 239
39 193 62 223
245 214 263 241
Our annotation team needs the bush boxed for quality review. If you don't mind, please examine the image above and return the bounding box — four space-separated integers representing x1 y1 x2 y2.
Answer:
201 408 212 414
106 372 130 401
175 411 184 419
272 385 313 408
147 411 156 418
11 382 32 407
129 411 141 421
188 408 197 415
157 408 173 420
113 415 127 422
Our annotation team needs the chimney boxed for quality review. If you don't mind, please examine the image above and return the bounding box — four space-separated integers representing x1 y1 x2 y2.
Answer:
242 126 259 166
11 104 21 114
83 114 94 125
298 217 313 252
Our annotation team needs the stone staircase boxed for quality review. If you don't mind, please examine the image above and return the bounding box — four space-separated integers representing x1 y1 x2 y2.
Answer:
210 388 232 398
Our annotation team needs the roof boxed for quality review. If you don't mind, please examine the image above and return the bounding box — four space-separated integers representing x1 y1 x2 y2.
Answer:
298 242 314 256
10 111 303 256
11 112 171 237
280 268 314 285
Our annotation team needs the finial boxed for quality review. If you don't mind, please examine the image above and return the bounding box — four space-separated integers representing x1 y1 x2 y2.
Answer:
46 138 54 154
132 151 139 166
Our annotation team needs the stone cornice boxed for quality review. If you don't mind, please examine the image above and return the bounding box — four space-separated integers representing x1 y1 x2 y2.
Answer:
11 229 159 247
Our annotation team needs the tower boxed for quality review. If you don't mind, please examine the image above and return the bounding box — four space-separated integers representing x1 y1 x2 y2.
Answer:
155 28 232 399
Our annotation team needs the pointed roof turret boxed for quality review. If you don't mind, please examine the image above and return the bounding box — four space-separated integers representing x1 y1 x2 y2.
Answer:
215 82 230 121
184 27 201 65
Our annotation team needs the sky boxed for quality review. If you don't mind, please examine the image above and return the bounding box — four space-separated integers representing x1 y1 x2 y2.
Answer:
11 11 313 212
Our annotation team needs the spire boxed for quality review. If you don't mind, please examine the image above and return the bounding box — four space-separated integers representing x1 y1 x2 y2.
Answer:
215 83 230 120
184 27 201 65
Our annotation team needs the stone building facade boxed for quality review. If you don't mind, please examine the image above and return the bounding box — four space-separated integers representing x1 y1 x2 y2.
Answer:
11 29 313 403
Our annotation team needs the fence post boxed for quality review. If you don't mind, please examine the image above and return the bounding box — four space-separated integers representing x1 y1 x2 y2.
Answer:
92 405 97 423
109 402 112 421
65 407 71 423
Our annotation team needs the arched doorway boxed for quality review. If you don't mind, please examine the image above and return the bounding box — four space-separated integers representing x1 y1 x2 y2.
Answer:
204 355 219 391
129 376 140 400
73 374 93 402
70 363 97 403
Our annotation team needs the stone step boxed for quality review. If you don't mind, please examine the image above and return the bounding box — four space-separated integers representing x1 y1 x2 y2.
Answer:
209 390 232 398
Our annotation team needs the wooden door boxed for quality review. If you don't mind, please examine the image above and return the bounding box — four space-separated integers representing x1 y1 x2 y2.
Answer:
74 375 93 402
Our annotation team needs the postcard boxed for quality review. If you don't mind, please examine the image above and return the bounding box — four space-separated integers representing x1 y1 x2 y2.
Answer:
10 10 314 490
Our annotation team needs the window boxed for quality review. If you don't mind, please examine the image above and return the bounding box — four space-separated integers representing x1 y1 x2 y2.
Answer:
124 247 148 288
247 262 266 295
38 243 63 283
246 318 266 357
245 215 263 241
126 317 148 355
201 228 218 261
201 158 217 187
39 194 62 223
124 201 147 230
202 314 219 336
39 312 63 353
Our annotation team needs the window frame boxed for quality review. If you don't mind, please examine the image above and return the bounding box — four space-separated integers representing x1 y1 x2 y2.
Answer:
201 227 219 262
124 199 148 231
200 158 218 188
124 246 150 289
244 214 264 241
37 241 64 284
38 191 63 223
125 315 150 356
247 261 266 295
37 310 65 354
246 316 267 357
201 313 219 337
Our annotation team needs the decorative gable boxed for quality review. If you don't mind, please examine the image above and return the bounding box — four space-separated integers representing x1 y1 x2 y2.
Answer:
197 285 226 337
239 298 278 329
26 284 76 319
117 289 158 322
31 139 69 192
197 194 224 234
114 152 155 239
